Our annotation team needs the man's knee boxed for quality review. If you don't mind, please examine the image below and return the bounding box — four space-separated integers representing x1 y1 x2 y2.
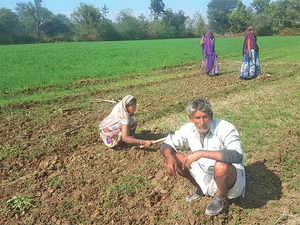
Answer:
214 161 235 177
214 161 237 190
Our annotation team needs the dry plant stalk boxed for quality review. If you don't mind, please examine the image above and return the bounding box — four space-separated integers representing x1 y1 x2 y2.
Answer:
90 99 118 104
64 125 83 136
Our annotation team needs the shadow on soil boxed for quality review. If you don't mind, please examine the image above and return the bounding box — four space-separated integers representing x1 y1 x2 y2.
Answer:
135 130 167 140
112 130 166 152
234 161 282 209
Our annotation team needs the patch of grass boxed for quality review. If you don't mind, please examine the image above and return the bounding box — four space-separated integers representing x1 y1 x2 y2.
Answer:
106 174 149 196
290 206 300 215
9 168 20 181
171 194 181 201
139 159 156 170
0 144 25 160
0 151 8 160
63 200 73 210
48 175 62 188
57 209 69 218
171 210 181 219
7 196 38 215
287 181 300 192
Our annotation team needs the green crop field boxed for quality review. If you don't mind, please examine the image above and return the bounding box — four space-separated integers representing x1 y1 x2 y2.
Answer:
1 36 299 95
0 36 299 108
1 36 299 108
1 39 201 93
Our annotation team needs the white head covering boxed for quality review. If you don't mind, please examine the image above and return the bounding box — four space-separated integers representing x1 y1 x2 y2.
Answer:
99 95 135 130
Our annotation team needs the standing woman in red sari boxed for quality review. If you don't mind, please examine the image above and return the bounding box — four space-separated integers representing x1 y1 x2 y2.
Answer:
240 26 261 79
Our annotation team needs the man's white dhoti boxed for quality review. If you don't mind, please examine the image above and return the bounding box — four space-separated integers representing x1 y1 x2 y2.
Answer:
190 162 246 199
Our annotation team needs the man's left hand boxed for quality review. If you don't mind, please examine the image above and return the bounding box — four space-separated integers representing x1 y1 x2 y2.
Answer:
182 152 195 170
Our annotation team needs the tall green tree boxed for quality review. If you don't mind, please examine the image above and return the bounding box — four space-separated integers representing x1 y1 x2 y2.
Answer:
71 3 103 41
71 3 118 41
98 19 120 41
15 0 49 40
34 0 42 38
161 9 188 37
149 0 165 20
207 0 238 34
0 8 23 44
251 13 273 35
285 0 300 27
193 12 206 36
41 14 74 41
185 12 206 36
251 0 271 14
267 0 289 33
137 14 151 39
148 20 168 38
229 0 251 33
249 0 300 35
100 4 109 17
116 9 148 40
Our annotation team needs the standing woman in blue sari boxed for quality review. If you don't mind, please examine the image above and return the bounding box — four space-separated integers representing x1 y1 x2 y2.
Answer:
201 30 219 75
240 26 261 79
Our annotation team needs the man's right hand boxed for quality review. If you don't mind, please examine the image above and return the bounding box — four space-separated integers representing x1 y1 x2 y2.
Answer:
165 155 178 176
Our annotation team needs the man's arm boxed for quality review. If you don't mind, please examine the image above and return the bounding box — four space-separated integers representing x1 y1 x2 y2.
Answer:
160 126 189 176
183 124 243 169
160 143 179 176
182 149 243 169
160 143 175 157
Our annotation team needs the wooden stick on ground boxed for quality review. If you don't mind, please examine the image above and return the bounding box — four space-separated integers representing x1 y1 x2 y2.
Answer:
139 137 166 149
152 137 167 144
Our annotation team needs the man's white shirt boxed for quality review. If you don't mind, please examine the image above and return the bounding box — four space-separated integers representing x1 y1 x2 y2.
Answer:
164 119 245 172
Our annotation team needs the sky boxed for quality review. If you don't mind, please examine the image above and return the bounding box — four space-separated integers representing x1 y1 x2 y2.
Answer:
0 0 252 20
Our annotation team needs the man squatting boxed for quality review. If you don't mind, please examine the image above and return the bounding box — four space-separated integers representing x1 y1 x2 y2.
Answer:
160 98 246 216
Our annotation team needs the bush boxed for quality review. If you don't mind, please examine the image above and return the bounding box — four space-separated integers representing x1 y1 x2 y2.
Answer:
279 28 300 36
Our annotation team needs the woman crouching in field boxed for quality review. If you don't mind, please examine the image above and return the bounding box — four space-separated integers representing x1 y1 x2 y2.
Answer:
99 95 153 148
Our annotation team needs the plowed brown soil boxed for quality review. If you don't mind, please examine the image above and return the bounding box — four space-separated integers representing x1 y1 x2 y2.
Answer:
1 60 299 225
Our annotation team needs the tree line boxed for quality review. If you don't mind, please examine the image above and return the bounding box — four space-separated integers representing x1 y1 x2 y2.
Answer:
0 0 299 44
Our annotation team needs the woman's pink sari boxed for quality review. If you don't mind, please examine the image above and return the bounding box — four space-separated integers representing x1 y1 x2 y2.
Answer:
99 95 134 148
